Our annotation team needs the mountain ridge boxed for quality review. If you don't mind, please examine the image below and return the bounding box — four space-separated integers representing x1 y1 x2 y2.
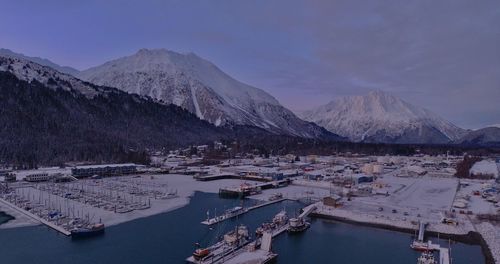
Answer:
300 90 466 144
0 48 79 76
77 48 339 140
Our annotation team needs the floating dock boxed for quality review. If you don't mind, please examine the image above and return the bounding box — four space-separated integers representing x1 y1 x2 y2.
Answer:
439 248 450 264
201 198 287 225
0 198 71 236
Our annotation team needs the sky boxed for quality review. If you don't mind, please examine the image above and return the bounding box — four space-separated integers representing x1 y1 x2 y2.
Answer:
0 0 499 129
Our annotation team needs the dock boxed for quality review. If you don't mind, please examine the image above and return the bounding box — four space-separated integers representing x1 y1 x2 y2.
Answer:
201 198 287 225
218 179 291 198
410 221 441 251
439 247 450 264
298 203 317 218
0 198 71 236
418 221 425 241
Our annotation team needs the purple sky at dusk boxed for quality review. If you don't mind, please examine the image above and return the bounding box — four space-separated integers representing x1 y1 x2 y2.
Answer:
1 0 499 128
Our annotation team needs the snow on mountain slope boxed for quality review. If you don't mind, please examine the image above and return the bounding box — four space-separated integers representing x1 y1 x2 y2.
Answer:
300 90 465 144
456 127 500 146
0 55 99 98
78 49 337 139
0 48 79 76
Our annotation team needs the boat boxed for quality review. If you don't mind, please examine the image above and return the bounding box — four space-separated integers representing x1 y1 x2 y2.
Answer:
272 210 288 225
188 225 251 263
192 247 212 261
224 225 250 245
70 223 105 238
269 193 283 201
287 217 310 233
411 240 438 252
256 210 289 237
417 251 437 264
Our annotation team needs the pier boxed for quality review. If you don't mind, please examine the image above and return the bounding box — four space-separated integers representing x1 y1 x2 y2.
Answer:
0 198 71 236
218 179 291 198
201 198 288 225
418 221 425 241
298 203 317 218
439 248 450 264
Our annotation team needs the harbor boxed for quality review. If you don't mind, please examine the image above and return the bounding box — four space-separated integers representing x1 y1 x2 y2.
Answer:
0 152 498 264
0 192 484 264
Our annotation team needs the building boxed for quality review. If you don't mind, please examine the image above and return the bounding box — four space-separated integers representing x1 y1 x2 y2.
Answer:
4 173 16 182
25 173 51 182
351 174 374 185
71 163 138 178
470 160 499 179
323 195 342 207
0 170 10 177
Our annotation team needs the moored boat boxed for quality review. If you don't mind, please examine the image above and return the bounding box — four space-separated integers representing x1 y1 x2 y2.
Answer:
188 225 251 263
287 217 309 233
70 223 105 238
417 251 437 264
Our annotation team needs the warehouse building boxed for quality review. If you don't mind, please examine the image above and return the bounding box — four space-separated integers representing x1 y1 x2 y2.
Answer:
71 163 138 178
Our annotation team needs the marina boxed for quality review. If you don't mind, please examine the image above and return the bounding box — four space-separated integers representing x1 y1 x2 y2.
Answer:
0 153 497 264
0 192 486 264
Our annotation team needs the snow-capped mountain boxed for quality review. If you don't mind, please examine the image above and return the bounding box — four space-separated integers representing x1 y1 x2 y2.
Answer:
0 48 79 76
78 49 337 139
455 127 500 146
0 54 252 165
0 55 99 98
300 91 466 144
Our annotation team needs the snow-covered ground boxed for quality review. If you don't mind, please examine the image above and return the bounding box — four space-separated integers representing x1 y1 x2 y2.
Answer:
475 222 500 263
0 174 329 229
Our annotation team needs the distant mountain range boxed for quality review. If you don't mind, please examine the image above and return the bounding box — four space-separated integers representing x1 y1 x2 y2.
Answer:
1 47 499 147
300 91 467 144
0 48 79 76
455 126 500 147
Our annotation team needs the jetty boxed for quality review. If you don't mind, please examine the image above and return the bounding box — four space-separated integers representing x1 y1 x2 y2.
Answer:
201 198 288 225
439 247 450 264
218 179 290 198
0 197 71 236
298 203 317 218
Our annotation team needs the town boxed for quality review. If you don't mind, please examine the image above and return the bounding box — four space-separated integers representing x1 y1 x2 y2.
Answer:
1 142 499 264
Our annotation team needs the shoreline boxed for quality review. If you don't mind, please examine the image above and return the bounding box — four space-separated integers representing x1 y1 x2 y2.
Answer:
310 211 496 264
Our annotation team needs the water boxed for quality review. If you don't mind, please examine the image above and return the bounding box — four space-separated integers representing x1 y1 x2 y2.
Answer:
0 192 484 264
0 212 14 225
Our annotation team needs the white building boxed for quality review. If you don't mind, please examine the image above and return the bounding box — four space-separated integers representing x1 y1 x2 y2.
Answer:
470 160 499 179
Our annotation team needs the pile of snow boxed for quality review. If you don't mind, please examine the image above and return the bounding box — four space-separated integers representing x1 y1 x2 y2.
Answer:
470 160 499 178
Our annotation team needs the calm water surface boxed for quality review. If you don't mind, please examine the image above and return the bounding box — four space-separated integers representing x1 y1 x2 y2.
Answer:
0 192 484 264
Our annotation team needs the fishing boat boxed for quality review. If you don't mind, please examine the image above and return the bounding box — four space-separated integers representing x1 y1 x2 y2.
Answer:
287 217 309 233
268 192 283 201
411 240 438 252
188 225 251 263
272 210 288 225
70 223 105 238
417 251 437 264
256 210 289 237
